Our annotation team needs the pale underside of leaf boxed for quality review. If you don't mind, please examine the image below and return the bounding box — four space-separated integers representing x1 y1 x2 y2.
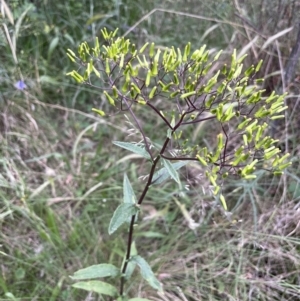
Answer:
130 255 163 292
123 173 137 204
113 141 151 160
70 263 119 280
161 159 181 183
108 203 139 234
151 161 188 185
72 280 118 297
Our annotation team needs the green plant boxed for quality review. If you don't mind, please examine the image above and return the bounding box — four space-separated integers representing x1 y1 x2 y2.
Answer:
65 28 292 300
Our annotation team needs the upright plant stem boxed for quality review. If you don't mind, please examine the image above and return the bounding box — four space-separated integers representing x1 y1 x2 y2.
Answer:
119 137 171 296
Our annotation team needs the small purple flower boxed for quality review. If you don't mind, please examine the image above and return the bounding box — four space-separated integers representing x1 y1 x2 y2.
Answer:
14 80 27 90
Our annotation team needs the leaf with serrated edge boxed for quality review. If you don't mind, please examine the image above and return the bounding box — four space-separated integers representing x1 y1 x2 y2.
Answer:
152 161 188 185
70 264 119 280
108 203 139 235
72 280 118 297
130 255 163 292
113 141 151 160
161 159 180 183
123 174 137 204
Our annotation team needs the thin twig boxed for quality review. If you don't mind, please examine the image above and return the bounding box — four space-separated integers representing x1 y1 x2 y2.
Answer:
122 96 154 161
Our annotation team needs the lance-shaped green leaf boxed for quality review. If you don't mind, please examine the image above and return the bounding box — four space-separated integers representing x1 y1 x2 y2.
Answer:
70 264 120 280
113 141 151 160
72 280 118 297
161 158 180 183
123 174 137 204
108 203 139 235
130 255 163 292
152 161 188 184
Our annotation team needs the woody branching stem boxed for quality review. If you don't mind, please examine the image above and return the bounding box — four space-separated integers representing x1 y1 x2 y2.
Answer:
66 28 292 299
